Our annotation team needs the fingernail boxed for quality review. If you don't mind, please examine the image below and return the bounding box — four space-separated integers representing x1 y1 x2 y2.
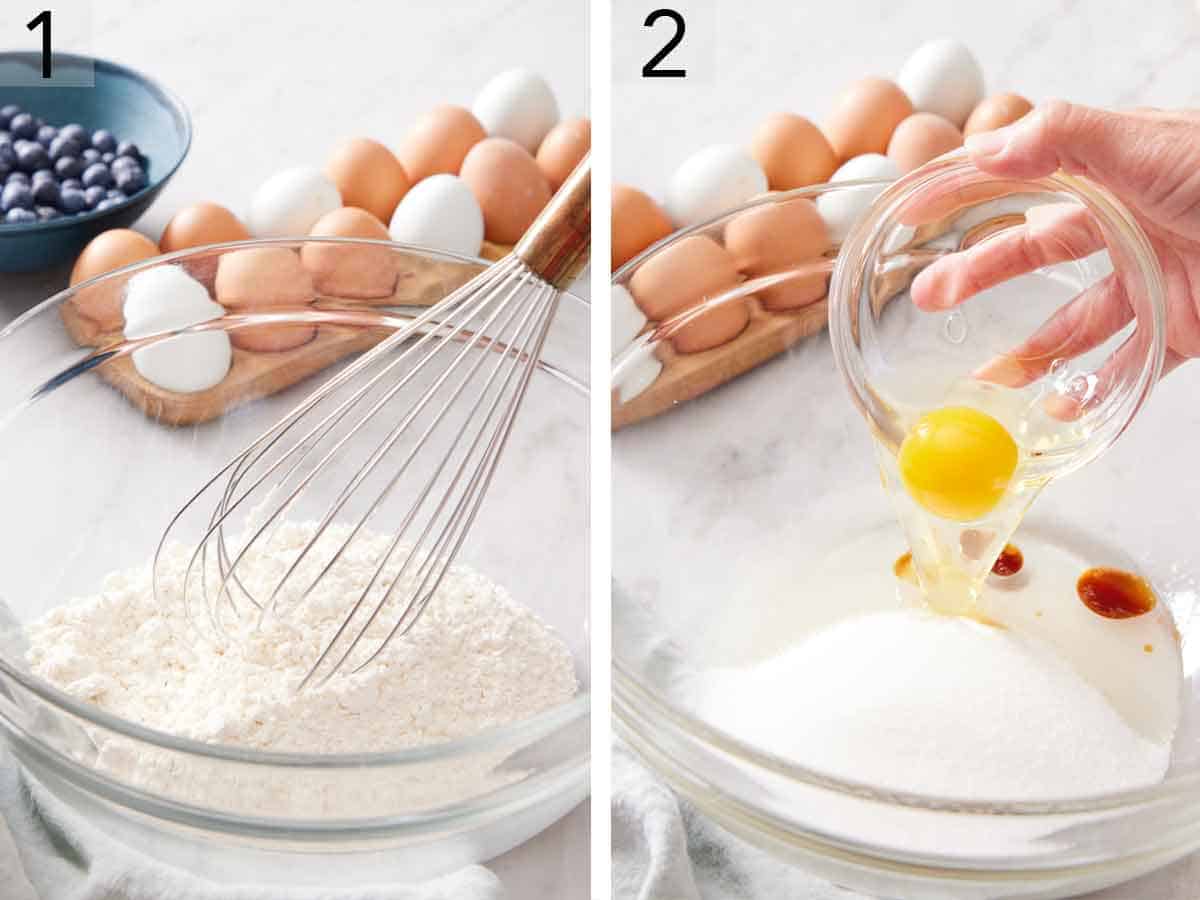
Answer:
973 354 1027 388
965 127 1010 160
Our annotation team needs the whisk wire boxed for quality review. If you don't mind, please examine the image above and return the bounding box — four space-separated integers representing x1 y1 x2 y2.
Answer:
303 279 560 687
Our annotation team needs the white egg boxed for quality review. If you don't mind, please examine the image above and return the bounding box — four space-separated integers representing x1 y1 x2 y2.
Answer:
388 174 485 257
123 265 231 393
611 284 647 358
247 166 342 238
666 144 768 228
472 68 560 153
817 153 901 243
614 344 662 404
897 39 985 128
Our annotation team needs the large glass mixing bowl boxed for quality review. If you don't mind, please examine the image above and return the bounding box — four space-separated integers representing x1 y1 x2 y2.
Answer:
612 176 1200 899
0 239 589 887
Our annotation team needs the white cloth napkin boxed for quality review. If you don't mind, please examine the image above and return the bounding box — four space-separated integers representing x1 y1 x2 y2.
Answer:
612 743 1200 900
0 751 503 900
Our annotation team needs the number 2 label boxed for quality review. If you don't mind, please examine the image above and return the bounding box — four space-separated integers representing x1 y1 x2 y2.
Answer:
642 9 686 79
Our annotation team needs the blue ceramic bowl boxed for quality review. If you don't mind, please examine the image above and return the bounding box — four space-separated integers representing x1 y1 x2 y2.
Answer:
0 52 191 273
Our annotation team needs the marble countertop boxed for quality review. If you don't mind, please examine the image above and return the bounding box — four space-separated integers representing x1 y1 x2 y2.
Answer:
0 1 588 897
613 0 1200 897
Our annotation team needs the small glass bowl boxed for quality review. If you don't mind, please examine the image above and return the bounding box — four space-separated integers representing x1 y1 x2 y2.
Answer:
829 151 1167 484
0 239 589 887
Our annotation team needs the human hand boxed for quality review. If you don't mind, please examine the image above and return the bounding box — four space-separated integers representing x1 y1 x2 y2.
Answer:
910 101 1200 389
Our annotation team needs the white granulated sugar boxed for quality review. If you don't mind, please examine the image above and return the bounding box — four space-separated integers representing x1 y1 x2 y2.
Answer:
27 522 577 759
695 609 1171 801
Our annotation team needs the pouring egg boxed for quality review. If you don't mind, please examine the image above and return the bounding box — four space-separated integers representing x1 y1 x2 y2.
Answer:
898 406 1018 522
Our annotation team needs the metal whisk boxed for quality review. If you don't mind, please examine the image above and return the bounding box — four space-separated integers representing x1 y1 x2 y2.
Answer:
156 157 589 689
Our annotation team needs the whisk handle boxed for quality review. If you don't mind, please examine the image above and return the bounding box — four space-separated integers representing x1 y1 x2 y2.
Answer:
516 153 591 289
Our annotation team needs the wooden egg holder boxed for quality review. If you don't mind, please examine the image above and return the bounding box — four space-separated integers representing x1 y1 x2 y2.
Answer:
61 241 513 427
611 290 832 431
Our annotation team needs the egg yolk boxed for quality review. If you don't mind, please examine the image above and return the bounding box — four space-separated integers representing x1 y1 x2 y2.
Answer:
898 406 1018 522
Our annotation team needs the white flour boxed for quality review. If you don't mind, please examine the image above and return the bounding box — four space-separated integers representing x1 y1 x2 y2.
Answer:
25 522 577 813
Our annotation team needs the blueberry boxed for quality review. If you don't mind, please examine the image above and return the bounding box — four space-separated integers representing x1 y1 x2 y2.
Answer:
91 130 116 153
54 155 83 179
4 207 36 224
1 182 33 212
0 106 18 130
59 186 86 213
9 113 36 140
110 155 138 173
5 171 29 186
116 140 141 160
35 124 56 147
82 147 100 163
0 143 13 169
0 131 9 144
35 205 60 221
96 197 124 212
114 166 147 195
15 142 49 173
59 123 87 145
32 168 54 183
83 185 105 209
61 177 81 191
49 135 82 161
32 178 59 206
81 162 111 189
101 151 115 164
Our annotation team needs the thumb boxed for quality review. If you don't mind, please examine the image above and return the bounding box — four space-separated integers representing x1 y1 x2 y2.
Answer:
964 100 1156 200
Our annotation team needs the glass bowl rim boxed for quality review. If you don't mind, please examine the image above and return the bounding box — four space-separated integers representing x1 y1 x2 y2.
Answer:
0 236 590 770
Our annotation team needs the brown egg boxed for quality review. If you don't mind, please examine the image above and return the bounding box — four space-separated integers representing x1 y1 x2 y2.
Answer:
460 138 552 245
215 247 316 352
397 105 487 183
824 77 913 161
723 199 830 311
749 113 838 190
628 235 749 354
964 93 1034 137
887 113 964 174
301 207 399 299
536 118 590 190
69 229 160 334
612 184 673 271
326 137 411 223
159 203 251 289
160 203 250 252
